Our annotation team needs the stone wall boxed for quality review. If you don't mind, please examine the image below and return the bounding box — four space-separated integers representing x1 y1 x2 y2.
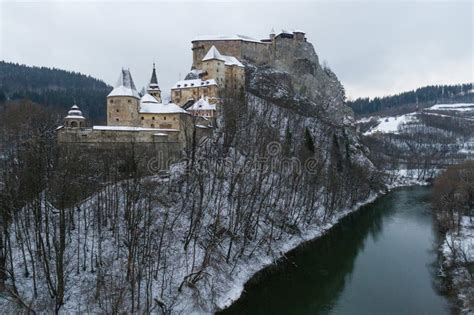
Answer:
107 96 140 126
171 85 218 107
192 39 271 68
57 128 180 144
140 113 182 129
201 59 226 86
225 65 245 91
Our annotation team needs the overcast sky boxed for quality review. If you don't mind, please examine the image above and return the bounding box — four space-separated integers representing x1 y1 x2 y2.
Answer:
1 1 473 100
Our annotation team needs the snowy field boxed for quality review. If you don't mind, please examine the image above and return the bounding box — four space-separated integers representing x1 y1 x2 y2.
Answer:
360 103 474 136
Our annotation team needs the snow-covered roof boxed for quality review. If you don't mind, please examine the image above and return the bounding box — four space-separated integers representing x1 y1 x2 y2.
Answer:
93 126 179 132
188 97 216 111
192 34 263 43
185 69 204 80
65 115 86 119
139 94 187 114
202 46 244 67
65 105 85 119
203 46 223 61
108 69 140 99
171 79 217 90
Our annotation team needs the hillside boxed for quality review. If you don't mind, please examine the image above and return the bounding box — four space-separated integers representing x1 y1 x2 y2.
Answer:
0 61 112 122
0 37 382 313
348 83 474 116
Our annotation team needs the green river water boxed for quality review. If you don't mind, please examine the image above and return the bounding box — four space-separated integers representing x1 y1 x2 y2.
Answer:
221 186 450 315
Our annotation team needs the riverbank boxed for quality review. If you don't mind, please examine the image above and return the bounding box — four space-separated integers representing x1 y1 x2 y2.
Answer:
439 216 474 313
220 185 451 314
215 173 427 312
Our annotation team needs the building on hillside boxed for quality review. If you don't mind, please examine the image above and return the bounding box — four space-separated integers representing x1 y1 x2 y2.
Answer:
190 29 306 67
170 78 218 107
58 67 195 150
199 46 245 92
171 44 245 110
139 93 188 129
186 97 216 119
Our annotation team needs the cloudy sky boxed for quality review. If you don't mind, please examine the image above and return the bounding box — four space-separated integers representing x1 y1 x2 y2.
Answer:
1 0 472 100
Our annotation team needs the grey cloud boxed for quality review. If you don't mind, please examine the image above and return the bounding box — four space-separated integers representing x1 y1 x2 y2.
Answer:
1 1 472 99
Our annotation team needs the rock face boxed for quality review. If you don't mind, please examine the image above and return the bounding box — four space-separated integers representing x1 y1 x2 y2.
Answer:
243 37 352 124
242 38 372 169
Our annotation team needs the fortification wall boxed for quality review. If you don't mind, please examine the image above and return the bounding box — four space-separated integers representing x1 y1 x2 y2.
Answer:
240 41 271 65
57 128 181 144
192 40 271 68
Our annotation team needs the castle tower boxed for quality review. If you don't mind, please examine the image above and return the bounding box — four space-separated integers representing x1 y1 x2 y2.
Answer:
201 46 226 87
64 104 86 128
107 69 140 126
147 62 162 102
293 30 306 42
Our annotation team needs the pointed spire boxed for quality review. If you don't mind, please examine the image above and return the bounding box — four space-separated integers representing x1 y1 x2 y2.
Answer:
148 62 160 92
270 27 275 35
150 62 158 85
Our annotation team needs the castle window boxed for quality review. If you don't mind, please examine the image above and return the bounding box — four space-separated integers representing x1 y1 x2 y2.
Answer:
141 116 144 120
128 99 131 103
164 116 167 120
116 118 119 121
116 109 119 112
110 99 114 104
152 117 155 120
151 124 155 128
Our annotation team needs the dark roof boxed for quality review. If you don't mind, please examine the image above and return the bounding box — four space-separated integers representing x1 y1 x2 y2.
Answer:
148 63 160 90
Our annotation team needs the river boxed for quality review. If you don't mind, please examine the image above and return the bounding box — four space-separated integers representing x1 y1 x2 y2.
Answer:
220 186 450 314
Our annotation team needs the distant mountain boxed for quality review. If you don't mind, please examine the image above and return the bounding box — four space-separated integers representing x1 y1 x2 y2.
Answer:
0 61 112 122
348 83 474 116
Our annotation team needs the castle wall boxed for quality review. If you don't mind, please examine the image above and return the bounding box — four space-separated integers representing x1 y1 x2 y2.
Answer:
192 40 243 68
140 113 182 129
107 96 140 126
192 40 271 68
201 59 226 86
240 41 271 65
57 128 180 144
171 85 218 107
224 65 245 91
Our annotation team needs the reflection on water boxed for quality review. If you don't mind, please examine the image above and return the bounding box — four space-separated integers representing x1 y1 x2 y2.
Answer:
220 187 449 315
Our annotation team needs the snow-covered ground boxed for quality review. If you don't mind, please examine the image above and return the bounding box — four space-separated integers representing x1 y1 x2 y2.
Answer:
363 113 418 135
360 102 474 136
441 216 474 313
0 169 422 314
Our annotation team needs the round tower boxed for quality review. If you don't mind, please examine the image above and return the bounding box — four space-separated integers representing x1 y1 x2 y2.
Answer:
107 69 141 126
64 105 86 128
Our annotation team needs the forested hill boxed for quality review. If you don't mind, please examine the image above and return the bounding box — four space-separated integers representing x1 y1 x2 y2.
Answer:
348 83 474 116
0 61 112 122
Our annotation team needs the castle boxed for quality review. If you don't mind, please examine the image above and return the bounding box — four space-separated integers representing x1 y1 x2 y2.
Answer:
57 29 306 154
